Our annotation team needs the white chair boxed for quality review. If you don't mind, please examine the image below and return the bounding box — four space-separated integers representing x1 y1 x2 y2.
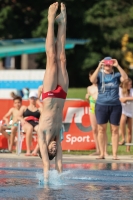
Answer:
16 121 37 155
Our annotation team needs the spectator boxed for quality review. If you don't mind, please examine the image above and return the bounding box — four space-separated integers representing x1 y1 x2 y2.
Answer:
37 85 43 107
85 70 108 156
10 91 17 99
17 90 23 98
119 78 133 152
23 88 30 100
0 96 22 152
18 91 41 156
90 57 128 160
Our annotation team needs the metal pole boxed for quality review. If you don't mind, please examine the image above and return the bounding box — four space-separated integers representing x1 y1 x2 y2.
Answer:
17 121 21 155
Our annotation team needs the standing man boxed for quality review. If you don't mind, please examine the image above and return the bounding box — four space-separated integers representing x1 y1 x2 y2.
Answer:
38 2 68 180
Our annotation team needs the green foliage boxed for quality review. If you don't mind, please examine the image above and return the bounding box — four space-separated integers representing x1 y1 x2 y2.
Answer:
84 0 133 72
0 0 49 38
0 6 12 36
32 10 48 38
0 0 133 86
67 88 87 100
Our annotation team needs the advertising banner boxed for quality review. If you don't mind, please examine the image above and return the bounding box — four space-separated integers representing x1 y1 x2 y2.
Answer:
0 99 95 150
62 100 95 150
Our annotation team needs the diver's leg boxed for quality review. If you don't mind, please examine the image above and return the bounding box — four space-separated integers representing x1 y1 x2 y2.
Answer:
56 3 69 92
43 2 59 93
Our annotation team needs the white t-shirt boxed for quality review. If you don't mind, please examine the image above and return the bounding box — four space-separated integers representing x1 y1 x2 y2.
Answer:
119 87 133 117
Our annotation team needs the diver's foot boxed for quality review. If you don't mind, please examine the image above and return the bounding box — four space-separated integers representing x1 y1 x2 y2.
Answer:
55 3 66 24
48 2 58 23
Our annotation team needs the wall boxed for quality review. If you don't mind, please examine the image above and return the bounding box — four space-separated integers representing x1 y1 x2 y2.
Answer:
0 70 44 98
0 99 95 151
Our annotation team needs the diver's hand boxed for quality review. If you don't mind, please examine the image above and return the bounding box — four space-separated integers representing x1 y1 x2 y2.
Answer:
44 170 49 184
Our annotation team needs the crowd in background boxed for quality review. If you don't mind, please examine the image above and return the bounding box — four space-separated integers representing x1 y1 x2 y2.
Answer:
86 57 132 159
10 88 30 100
0 85 43 155
0 56 132 158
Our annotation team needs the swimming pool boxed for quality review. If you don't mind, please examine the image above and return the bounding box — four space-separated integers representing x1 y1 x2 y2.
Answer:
0 157 133 200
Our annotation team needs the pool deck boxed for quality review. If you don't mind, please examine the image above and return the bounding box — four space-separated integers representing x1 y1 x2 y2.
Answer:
0 153 133 164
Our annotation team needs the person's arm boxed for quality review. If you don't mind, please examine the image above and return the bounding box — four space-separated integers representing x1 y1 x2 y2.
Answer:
55 137 62 173
85 86 90 100
112 59 128 82
38 107 42 114
38 85 43 99
17 106 27 125
38 130 50 181
3 108 13 125
90 60 104 83
119 87 133 103
120 96 133 103
37 85 43 107
36 100 42 108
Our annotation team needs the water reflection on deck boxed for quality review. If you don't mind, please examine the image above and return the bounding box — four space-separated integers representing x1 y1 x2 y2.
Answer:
0 159 133 200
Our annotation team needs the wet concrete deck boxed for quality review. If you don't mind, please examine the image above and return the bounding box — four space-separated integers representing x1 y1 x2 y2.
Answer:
0 153 133 164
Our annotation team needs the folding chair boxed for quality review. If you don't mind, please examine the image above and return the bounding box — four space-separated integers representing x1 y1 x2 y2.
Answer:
16 121 37 155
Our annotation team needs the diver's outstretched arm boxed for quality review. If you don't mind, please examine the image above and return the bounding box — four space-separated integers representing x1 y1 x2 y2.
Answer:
55 138 63 173
38 135 50 181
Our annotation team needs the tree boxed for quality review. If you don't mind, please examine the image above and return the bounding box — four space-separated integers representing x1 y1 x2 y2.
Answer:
0 0 50 38
1 0 133 86
33 0 133 86
83 0 133 74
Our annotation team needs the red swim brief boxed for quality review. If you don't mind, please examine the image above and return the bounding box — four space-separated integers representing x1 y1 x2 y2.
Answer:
42 85 67 100
25 116 39 122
